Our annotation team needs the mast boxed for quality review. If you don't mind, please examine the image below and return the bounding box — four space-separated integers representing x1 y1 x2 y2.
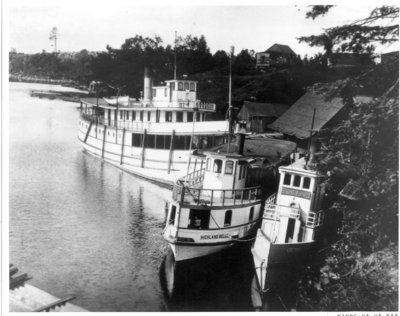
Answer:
174 31 177 80
227 46 234 152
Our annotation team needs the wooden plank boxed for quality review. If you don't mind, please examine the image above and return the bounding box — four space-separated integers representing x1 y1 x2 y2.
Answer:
101 125 107 159
83 121 93 143
141 129 147 168
120 128 126 165
167 130 175 174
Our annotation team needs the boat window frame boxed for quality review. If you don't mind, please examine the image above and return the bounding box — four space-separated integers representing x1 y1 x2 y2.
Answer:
166 111 172 122
293 175 301 188
224 210 232 227
283 173 291 186
190 82 195 92
147 111 151 122
169 205 177 225
213 159 223 174
178 82 183 91
249 206 254 221
225 160 234 175
176 111 183 122
206 158 211 171
303 177 311 190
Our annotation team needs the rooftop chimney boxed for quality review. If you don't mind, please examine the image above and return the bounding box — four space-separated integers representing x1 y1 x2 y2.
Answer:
143 67 152 104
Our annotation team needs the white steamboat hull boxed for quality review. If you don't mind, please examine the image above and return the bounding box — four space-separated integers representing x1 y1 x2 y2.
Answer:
252 229 314 292
79 127 190 187
169 242 237 262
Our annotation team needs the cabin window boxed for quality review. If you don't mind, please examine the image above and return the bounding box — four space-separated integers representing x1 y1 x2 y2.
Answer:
132 134 141 147
283 173 291 186
132 111 136 121
206 158 211 171
146 134 155 148
166 111 172 122
170 82 175 91
176 112 183 122
225 160 234 175
126 111 129 121
188 209 210 229
153 89 156 97
140 111 143 122
293 175 301 187
147 111 151 121
190 82 195 91
187 112 193 122
249 207 254 221
238 165 243 179
120 111 123 119
178 82 183 91
196 112 201 122
184 82 189 90
213 159 223 173
303 177 311 189
202 113 206 121
224 210 232 227
169 205 176 225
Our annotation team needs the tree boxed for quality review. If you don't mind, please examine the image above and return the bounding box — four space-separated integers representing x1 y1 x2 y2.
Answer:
295 5 399 311
298 6 399 55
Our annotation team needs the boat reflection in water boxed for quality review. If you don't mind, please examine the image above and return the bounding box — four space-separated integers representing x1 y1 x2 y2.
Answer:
159 244 255 311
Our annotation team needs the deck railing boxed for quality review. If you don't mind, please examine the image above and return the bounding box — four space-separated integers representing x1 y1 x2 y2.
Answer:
173 184 263 207
178 168 206 187
263 203 324 228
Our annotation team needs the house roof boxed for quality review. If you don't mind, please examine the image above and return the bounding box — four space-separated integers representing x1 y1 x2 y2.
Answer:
266 44 296 56
268 85 345 139
237 101 289 120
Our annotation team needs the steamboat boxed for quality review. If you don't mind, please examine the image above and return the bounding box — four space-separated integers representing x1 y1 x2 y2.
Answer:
78 68 229 187
163 126 297 262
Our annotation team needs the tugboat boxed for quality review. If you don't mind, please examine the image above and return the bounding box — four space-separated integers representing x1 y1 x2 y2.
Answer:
250 148 325 310
163 126 298 262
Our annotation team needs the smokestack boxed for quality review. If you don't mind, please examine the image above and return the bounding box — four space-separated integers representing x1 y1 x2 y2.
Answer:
235 123 246 155
143 67 152 104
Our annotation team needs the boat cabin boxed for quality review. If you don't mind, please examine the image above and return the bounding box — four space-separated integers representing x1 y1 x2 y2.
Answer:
261 158 324 244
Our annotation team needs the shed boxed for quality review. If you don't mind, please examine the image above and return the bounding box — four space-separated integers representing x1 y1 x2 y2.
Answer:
268 85 346 140
237 101 289 133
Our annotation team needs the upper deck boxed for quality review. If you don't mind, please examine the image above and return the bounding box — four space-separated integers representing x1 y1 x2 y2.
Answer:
81 78 216 112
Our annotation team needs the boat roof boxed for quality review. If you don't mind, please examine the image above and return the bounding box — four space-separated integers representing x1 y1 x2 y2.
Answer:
279 157 321 177
198 138 297 163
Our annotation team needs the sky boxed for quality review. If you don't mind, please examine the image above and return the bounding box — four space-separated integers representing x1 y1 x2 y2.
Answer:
6 0 399 57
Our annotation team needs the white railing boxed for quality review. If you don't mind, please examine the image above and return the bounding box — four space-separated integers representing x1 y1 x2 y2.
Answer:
263 203 324 228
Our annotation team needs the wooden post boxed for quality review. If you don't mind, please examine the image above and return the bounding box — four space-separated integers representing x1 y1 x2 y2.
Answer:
101 125 107 159
120 128 126 165
141 129 147 168
167 130 175 174
83 121 93 143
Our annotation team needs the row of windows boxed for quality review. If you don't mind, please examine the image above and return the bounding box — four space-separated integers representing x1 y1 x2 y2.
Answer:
131 134 225 150
206 158 234 175
168 206 255 229
111 110 202 123
283 173 311 190
152 82 196 97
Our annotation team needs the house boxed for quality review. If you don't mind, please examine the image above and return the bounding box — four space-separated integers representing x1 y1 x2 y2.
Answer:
327 53 374 68
268 84 347 147
255 44 297 70
237 101 289 133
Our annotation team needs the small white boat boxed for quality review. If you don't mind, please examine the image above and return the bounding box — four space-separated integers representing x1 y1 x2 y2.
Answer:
163 128 266 262
251 154 325 310
162 125 298 262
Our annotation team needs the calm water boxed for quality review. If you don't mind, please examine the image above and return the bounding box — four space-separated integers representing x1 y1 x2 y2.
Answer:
9 82 255 311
